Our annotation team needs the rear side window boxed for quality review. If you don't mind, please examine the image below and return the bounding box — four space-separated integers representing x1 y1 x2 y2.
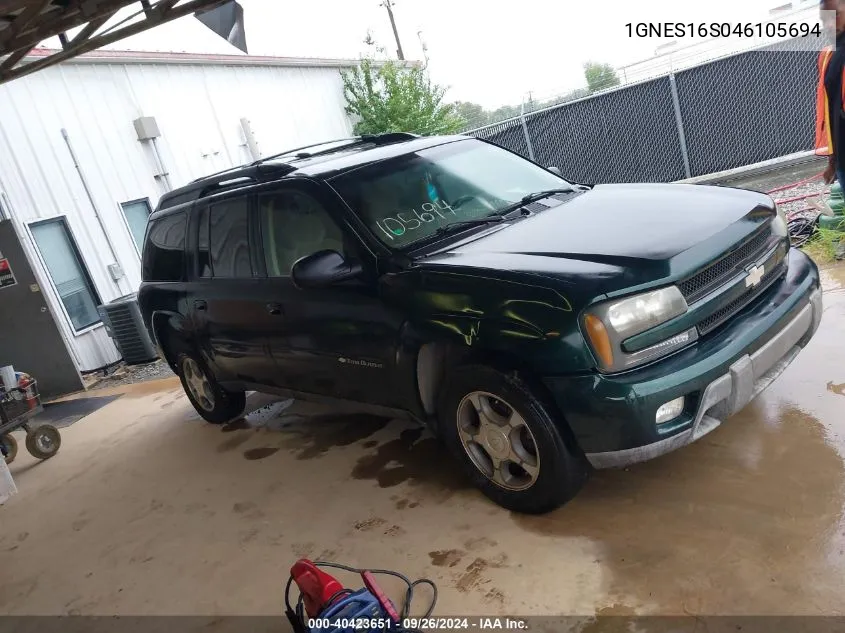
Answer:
209 198 252 278
142 211 186 281
196 206 212 278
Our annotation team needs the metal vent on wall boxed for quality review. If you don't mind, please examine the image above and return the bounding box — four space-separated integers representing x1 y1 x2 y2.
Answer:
97 294 158 364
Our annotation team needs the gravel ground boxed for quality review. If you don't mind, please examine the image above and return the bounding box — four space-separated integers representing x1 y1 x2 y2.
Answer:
768 178 831 218
716 159 831 219
87 358 174 390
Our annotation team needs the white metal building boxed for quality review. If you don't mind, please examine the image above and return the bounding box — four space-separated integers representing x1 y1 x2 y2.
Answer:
0 47 356 373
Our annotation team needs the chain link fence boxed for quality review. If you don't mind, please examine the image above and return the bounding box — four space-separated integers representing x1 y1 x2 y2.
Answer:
466 39 817 183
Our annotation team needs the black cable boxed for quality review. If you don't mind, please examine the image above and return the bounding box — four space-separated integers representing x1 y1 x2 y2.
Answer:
312 560 437 619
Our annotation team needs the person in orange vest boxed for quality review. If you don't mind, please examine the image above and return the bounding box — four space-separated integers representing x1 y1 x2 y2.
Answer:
818 0 845 187
819 0 845 259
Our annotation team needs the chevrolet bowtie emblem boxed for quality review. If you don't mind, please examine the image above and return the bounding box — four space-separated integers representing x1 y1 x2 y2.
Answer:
745 264 765 288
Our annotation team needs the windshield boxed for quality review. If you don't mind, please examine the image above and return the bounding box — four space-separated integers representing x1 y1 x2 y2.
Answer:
332 139 570 248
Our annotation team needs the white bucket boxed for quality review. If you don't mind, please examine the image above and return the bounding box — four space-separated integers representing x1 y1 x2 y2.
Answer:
0 456 17 504
0 365 15 391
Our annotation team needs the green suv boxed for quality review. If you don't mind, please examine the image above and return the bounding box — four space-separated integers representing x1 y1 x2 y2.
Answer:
138 134 822 514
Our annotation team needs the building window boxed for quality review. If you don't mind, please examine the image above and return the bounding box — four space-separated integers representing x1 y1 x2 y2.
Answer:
30 218 102 332
121 199 152 253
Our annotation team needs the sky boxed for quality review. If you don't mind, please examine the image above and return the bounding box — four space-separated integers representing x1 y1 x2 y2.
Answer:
54 0 817 112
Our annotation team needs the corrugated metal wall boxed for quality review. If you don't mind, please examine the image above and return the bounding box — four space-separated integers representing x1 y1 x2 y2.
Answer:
0 58 353 371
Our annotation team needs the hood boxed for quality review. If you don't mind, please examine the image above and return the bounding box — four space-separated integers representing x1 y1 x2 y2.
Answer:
453 183 773 261
416 183 775 294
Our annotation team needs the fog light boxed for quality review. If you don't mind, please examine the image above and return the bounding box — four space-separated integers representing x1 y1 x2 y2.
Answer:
656 397 685 424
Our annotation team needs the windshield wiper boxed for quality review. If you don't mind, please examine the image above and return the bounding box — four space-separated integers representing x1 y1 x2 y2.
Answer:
428 215 511 239
419 205 533 241
498 188 576 216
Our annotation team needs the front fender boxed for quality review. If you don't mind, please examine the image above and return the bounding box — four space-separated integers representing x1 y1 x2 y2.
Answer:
397 269 596 375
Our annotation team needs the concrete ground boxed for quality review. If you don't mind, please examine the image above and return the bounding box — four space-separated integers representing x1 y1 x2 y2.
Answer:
2 266 845 619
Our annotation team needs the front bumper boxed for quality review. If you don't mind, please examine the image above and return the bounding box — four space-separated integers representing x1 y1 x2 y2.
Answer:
543 249 822 469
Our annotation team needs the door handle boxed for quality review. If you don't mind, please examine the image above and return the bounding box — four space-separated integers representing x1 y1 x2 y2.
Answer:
266 302 283 316
194 300 207 311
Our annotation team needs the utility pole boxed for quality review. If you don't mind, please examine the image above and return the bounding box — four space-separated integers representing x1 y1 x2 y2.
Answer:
381 0 405 60
417 30 429 66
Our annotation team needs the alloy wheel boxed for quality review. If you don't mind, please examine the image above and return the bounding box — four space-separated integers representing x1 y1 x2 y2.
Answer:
456 391 540 490
183 358 215 412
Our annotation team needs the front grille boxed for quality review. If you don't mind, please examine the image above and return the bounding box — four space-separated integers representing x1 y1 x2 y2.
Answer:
697 259 785 336
678 225 773 302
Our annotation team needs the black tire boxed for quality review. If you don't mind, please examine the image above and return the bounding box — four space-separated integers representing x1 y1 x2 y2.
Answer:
1 434 18 464
177 352 246 424
437 364 588 514
25 425 61 460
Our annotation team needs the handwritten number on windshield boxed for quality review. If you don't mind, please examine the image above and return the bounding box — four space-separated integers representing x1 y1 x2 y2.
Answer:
376 200 456 240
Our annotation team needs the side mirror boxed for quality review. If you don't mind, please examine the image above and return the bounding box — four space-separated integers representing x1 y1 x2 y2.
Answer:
547 166 563 176
292 250 362 289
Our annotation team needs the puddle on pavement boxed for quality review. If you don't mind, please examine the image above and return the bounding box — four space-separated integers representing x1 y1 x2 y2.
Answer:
821 264 845 290
221 418 251 433
273 413 391 459
827 381 845 397
243 446 280 460
213 393 471 499
216 433 252 453
351 427 471 498
513 401 845 613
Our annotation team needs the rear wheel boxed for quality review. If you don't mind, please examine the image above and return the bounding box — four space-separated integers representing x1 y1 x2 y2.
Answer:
178 353 245 424
438 364 588 514
1 434 18 464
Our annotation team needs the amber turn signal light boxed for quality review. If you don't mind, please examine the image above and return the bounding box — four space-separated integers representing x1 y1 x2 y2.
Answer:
584 314 614 369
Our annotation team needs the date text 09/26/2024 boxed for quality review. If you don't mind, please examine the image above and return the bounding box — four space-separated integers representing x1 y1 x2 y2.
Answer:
307 617 528 630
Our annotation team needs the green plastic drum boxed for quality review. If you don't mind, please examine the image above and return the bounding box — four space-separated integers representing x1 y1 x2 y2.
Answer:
827 182 845 215
819 214 845 231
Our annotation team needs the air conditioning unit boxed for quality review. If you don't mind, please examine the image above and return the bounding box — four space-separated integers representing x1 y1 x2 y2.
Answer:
97 293 158 364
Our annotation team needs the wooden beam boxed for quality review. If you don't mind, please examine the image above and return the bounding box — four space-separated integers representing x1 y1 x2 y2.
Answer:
5 0 52 39
154 0 178 14
0 43 32 71
66 11 110 47
0 1 28 15
0 0 131 50
0 0 226 82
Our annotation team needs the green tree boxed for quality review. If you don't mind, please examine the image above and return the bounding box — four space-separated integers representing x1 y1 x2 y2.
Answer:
487 104 522 124
341 57 462 136
454 101 489 130
543 87 591 108
583 61 620 92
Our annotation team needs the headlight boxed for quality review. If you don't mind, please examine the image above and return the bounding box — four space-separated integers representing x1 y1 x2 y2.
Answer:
771 204 788 239
583 286 692 372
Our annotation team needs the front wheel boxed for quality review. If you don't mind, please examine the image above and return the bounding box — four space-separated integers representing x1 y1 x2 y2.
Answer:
438 364 588 514
178 353 245 424
25 425 60 460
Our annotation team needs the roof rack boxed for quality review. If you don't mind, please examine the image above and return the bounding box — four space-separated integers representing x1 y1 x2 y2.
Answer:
253 132 419 165
163 132 419 212
191 132 419 184
159 163 295 211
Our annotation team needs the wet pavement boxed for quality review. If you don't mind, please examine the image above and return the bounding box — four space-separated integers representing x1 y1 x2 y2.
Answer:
1 266 844 617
